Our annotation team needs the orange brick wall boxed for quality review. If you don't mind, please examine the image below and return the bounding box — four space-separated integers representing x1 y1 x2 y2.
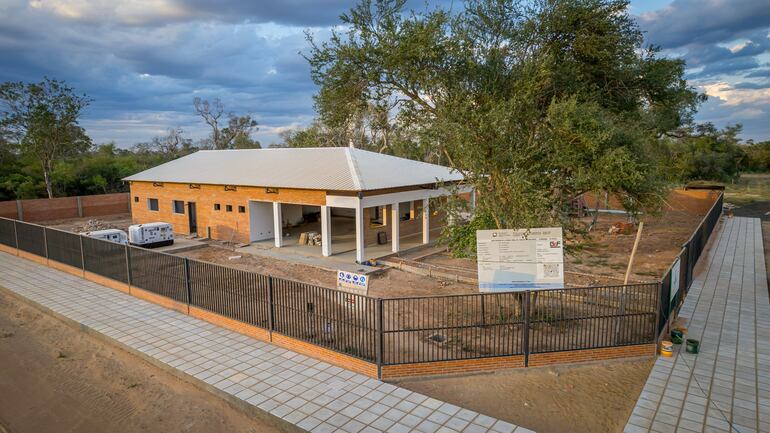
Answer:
0 193 130 222
527 344 657 367
271 333 379 377
189 306 272 342
132 287 189 314
81 193 130 216
129 181 327 244
21 196 79 221
84 271 130 294
381 355 525 378
0 201 17 219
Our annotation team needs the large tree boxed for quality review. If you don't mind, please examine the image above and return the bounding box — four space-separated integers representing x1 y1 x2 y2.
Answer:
193 97 259 150
0 78 92 198
307 0 703 255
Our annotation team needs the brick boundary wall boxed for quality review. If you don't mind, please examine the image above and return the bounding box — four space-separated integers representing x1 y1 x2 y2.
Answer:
2 245 658 379
380 355 526 378
527 344 657 367
0 193 129 222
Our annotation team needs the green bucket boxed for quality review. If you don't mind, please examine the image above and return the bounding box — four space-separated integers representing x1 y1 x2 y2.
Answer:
686 339 700 354
671 329 684 344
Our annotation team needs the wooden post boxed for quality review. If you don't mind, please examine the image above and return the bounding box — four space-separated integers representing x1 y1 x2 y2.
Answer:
623 222 644 284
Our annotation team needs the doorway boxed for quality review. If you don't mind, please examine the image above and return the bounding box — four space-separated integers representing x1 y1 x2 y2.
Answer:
187 202 197 235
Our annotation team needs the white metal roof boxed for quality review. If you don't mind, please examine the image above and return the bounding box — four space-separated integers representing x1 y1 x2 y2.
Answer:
123 147 463 192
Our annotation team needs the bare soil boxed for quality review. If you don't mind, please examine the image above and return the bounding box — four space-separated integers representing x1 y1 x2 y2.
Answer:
178 190 718 298
41 213 134 233
395 357 654 433
177 245 479 298
0 289 281 433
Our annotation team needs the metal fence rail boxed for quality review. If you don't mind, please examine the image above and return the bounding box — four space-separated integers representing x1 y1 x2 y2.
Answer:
0 219 16 248
657 192 724 335
272 279 378 362
15 220 45 256
382 292 525 365
188 258 270 329
82 235 128 283
45 227 83 269
129 246 188 302
0 189 723 372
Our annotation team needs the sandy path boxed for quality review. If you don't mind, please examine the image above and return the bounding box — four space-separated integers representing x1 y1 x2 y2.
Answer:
395 357 653 433
0 290 282 433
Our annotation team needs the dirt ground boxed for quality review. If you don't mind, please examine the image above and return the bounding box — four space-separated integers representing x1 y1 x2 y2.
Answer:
0 289 281 433
38 188 719 299
41 213 134 233
179 189 718 298
178 245 480 298
395 357 654 433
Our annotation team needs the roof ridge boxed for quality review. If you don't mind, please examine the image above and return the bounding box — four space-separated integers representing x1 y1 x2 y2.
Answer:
344 147 364 191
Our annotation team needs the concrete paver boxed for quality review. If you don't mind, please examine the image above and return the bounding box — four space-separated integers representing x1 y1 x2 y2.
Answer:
625 217 770 433
0 250 533 433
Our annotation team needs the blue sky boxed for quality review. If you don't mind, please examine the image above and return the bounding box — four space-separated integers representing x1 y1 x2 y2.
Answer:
0 0 769 146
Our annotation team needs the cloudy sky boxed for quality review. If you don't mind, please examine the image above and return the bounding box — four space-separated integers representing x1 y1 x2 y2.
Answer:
0 0 769 147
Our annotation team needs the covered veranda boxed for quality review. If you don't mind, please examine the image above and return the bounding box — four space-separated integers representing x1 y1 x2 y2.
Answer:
255 186 469 264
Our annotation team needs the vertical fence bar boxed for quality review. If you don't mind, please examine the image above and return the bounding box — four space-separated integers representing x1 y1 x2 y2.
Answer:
78 233 85 271
13 220 19 253
125 244 132 292
267 276 275 335
376 298 383 378
523 290 530 367
42 225 49 259
183 257 192 305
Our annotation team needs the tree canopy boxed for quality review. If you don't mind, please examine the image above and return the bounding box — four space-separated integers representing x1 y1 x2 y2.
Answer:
304 0 704 255
0 78 92 198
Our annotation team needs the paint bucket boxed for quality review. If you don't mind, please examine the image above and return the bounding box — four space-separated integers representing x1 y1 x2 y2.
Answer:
660 340 674 357
686 339 700 354
671 329 684 344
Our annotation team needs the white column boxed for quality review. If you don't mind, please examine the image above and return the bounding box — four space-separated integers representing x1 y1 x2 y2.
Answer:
355 203 365 263
273 202 283 248
391 203 400 253
422 198 430 244
321 205 332 257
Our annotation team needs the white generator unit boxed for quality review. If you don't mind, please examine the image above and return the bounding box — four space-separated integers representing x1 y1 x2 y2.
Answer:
128 222 174 248
81 229 128 245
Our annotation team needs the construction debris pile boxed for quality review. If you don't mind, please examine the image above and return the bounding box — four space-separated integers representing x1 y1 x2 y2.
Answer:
74 219 121 232
298 231 322 246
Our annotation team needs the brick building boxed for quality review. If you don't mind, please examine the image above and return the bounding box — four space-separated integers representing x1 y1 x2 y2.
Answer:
124 147 467 263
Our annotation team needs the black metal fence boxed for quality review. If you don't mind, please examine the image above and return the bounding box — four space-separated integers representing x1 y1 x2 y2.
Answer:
657 192 724 335
0 193 723 370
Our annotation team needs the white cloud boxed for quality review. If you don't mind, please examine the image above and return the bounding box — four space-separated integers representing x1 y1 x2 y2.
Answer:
702 81 770 106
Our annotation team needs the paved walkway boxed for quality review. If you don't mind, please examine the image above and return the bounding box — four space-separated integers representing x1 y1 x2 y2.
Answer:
0 251 533 433
625 217 770 433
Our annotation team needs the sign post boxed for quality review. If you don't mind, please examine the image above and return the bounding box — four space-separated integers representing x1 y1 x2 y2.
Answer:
336 270 369 309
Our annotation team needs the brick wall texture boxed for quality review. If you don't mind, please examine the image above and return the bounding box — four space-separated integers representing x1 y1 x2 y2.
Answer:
0 193 130 222
129 181 446 246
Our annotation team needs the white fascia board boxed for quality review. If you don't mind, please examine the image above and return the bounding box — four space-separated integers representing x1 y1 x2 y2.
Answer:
359 187 454 208
326 185 471 209
325 195 361 209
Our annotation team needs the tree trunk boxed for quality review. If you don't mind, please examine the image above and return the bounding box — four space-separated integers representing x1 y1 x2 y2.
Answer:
43 167 53 199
